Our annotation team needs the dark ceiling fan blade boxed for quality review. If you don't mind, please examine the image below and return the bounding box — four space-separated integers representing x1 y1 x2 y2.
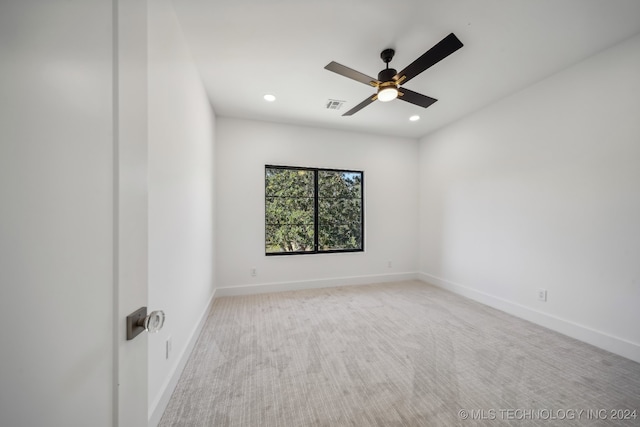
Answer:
394 33 463 85
398 88 438 108
325 61 379 86
342 95 376 116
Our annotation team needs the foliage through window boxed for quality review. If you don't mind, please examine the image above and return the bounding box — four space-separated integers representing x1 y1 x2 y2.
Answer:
265 165 364 255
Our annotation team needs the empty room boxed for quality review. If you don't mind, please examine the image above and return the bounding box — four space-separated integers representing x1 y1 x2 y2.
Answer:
1 0 639 426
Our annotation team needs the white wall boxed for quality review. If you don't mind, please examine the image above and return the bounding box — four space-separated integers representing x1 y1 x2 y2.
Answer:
0 1 115 426
216 118 419 294
418 33 640 362
147 0 217 423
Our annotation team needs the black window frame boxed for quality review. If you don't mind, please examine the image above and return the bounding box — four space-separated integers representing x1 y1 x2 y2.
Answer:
265 165 364 256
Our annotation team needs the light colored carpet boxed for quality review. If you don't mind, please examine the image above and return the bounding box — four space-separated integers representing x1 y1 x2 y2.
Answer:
159 281 640 426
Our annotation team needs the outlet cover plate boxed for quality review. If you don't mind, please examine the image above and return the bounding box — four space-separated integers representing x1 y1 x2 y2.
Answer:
538 289 547 302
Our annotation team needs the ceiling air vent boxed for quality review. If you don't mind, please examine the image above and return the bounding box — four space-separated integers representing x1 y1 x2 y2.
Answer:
326 99 345 110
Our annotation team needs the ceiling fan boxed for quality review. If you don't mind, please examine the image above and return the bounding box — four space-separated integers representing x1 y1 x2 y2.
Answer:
324 33 463 116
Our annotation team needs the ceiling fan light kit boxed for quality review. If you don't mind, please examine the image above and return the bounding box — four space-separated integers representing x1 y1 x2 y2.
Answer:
377 84 398 102
324 33 463 116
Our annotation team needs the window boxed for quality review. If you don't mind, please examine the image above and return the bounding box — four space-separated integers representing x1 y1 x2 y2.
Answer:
265 165 364 255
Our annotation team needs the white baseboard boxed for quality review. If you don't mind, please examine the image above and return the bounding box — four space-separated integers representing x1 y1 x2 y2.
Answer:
216 272 419 297
419 272 640 364
148 290 217 426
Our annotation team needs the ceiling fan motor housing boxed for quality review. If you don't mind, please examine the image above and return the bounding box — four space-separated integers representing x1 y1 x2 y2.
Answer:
378 68 397 83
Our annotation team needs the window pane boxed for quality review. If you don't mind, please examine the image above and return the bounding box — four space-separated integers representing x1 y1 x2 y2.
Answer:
318 171 362 199
265 167 316 254
266 224 314 253
319 199 361 226
318 223 362 251
266 196 314 225
266 168 314 197
318 170 362 251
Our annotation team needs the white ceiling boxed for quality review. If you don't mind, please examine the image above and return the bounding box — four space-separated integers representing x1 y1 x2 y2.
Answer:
171 0 640 139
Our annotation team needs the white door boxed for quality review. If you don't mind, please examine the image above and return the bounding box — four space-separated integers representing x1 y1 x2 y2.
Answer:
0 1 149 426
0 1 151 426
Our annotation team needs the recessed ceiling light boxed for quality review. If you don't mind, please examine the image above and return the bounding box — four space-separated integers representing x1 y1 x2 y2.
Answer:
409 115 420 122
263 94 276 102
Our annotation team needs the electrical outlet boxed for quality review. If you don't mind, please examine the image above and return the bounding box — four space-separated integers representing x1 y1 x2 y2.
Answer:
250 267 257 277
166 336 172 360
538 289 547 302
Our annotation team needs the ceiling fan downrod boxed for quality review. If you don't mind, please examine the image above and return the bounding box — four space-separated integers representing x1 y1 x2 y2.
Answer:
378 49 397 82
